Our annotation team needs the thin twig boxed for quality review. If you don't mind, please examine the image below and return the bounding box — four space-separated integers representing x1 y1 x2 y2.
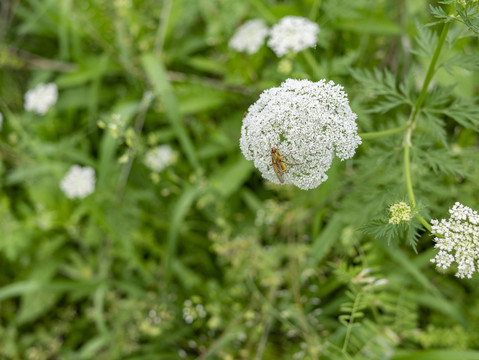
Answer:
116 91 154 199
7 46 77 72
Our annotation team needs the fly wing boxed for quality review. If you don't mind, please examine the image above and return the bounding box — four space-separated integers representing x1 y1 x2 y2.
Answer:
272 163 285 183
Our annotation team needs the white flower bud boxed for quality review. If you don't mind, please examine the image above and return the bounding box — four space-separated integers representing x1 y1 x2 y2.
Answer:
388 202 412 224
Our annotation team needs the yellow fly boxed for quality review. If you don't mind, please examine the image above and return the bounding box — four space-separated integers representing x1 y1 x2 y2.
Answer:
270 148 301 183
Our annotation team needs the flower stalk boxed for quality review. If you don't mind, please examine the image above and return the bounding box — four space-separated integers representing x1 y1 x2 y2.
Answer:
403 18 451 216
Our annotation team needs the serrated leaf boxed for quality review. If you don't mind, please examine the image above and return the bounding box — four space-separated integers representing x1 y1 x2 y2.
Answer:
418 111 447 145
350 68 410 113
412 25 438 59
440 97 479 130
413 147 466 177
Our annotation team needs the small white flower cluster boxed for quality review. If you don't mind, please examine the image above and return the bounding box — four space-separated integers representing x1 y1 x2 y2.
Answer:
229 16 319 56
182 299 206 324
430 202 479 279
229 19 269 54
268 16 319 57
24 83 58 115
60 165 96 199
389 202 412 224
240 78 361 190
144 145 175 173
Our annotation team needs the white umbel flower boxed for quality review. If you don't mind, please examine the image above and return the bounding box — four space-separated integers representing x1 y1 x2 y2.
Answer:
24 83 58 115
60 165 96 199
229 19 269 55
144 145 175 173
267 16 319 57
240 78 361 190
430 202 479 279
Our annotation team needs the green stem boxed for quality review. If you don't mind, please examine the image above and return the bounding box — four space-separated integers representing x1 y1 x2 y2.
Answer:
154 0 172 53
403 19 451 210
309 0 322 21
302 50 323 80
404 135 415 208
359 125 408 140
417 215 432 232
342 288 363 353
410 21 451 124
247 0 277 24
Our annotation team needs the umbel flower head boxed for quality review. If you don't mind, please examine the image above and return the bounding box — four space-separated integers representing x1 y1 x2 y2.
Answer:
60 165 96 199
24 83 58 115
430 202 479 279
267 16 319 57
144 145 175 173
389 202 412 224
240 78 361 190
229 19 269 55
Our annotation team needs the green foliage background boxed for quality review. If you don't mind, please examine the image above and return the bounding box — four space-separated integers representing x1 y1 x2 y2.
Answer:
1 0 479 359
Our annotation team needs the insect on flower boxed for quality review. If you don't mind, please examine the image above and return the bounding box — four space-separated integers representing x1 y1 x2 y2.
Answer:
270 148 301 183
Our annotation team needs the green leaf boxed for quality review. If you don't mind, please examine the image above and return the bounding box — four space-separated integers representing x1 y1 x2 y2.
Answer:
16 260 60 324
412 25 438 59
440 97 479 130
165 186 201 282
414 147 466 177
350 68 410 113
334 15 401 35
393 350 479 360
209 155 254 198
309 215 344 265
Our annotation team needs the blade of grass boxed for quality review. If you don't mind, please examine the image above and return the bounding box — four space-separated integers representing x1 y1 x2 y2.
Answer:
0 281 96 302
165 186 200 283
141 53 199 169
209 155 254 198
308 215 344 266
392 350 479 360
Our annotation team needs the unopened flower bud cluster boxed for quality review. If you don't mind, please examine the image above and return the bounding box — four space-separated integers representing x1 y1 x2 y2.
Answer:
182 298 207 324
430 202 479 279
240 78 361 190
389 202 412 224
229 16 319 57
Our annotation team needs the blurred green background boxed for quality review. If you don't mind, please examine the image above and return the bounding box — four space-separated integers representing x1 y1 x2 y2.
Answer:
1 0 479 359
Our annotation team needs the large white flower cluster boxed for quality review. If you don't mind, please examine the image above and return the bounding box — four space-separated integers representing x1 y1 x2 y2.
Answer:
229 19 269 55
430 202 479 279
229 16 319 56
24 83 58 115
267 16 319 57
60 165 96 199
240 78 361 190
